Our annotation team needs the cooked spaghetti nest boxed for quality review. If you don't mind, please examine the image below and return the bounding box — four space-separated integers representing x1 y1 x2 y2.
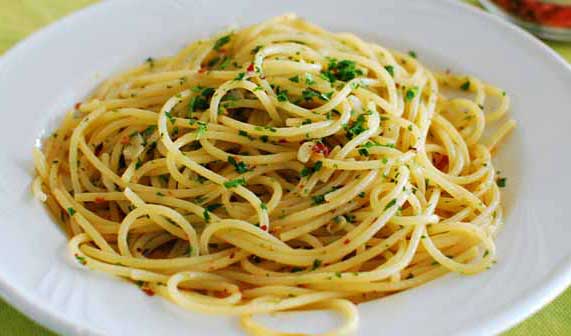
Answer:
32 14 515 336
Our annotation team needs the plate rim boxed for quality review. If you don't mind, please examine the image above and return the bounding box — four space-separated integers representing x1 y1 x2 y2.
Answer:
1 0 570 335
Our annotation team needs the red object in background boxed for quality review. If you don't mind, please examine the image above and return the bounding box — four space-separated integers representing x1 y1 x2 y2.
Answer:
493 0 571 27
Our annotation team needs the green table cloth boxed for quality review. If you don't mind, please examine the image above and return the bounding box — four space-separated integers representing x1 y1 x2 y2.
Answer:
0 0 570 335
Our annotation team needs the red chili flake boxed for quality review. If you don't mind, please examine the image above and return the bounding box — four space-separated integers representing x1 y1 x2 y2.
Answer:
278 139 287 144
142 288 155 296
74 253 87 265
343 239 351 245
260 225 268 231
94 197 106 204
198 68 207 74
120 136 130 145
229 252 235 259
312 143 330 156
214 290 229 298
432 153 448 171
247 63 255 72
74 102 82 110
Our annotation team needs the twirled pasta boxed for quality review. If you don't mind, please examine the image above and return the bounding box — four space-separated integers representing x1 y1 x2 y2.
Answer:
32 14 515 336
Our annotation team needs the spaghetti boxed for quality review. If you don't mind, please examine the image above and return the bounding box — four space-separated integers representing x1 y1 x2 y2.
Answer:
32 14 515 335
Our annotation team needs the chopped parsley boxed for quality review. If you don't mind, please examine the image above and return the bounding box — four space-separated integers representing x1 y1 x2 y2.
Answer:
203 203 222 222
207 56 220 67
227 156 249 173
260 202 268 210
321 59 363 82
238 130 254 140
145 57 155 69
234 72 246 81
408 50 417 58
135 159 143 170
344 114 367 139
302 88 332 101
460 80 471 91
251 45 263 54
141 125 157 137
276 87 289 102
496 177 507 188
300 161 323 178
288 75 300 83
358 148 369 157
384 65 395 77
165 111 176 124
311 194 326 205
188 87 214 114
322 91 334 100
384 198 397 211
196 121 207 139
405 87 419 102
312 259 322 270
311 186 340 205
213 34 231 51
360 140 387 149
67 207 76 216
219 56 232 69
223 177 247 189
258 125 277 133
74 254 86 265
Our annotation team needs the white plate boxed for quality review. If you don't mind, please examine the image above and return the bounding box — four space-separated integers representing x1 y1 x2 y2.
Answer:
1 0 571 335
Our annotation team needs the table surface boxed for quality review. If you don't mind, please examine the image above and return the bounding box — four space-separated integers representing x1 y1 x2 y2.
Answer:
0 0 570 335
